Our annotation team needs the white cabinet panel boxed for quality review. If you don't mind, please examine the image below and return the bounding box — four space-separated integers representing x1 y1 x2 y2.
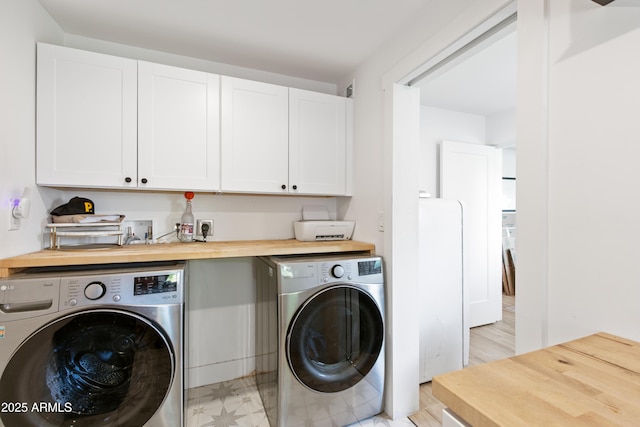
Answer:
220 76 289 193
187 258 255 386
138 62 220 191
36 43 137 188
289 89 350 195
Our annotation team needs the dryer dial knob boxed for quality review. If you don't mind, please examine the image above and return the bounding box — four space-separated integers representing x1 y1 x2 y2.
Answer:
85 282 106 300
331 265 345 278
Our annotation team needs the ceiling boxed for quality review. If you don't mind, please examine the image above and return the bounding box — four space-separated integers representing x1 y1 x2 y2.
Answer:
413 29 517 116
37 0 434 83
38 0 516 115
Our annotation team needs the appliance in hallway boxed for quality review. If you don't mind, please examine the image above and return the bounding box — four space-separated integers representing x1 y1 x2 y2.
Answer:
0 262 185 427
419 197 469 382
255 254 385 427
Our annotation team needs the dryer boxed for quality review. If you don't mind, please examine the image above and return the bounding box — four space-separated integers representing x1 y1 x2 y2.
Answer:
256 254 385 427
0 262 185 427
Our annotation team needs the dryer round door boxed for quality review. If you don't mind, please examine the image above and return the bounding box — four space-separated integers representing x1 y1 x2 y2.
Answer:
0 309 174 427
286 285 384 393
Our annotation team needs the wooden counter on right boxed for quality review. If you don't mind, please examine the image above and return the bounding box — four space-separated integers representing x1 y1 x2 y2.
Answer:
433 332 640 426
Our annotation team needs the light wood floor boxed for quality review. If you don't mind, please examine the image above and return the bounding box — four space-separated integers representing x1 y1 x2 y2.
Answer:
408 294 516 427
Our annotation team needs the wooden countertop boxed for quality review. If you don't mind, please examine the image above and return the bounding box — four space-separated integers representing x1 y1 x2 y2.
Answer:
0 239 375 278
433 332 640 426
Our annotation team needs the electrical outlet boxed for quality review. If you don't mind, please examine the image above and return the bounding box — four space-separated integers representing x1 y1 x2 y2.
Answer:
195 219 213 241
9 199 20 231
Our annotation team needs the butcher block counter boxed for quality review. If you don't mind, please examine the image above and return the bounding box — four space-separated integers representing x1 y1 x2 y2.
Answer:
433 332 640 426
0 239 375 278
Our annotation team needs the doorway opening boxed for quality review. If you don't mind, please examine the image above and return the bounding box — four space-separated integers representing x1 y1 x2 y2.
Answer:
414 15 516 321
396 5 517 426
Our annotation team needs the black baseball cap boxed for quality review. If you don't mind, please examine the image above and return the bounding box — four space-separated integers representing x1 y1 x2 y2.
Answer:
50 197 95 216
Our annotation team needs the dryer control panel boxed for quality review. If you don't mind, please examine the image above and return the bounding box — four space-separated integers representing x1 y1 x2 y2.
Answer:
274 255 384 293
319 258 383 283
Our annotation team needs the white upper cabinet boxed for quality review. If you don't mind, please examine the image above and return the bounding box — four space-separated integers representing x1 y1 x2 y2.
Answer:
220 76 289 193
36 43 138 188
36 44 351 196
221 78 353 195
138 61 220 191
289 88 352 196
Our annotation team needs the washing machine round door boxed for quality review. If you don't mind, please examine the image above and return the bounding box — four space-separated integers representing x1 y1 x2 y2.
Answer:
0 309 174 427
286 285 384 393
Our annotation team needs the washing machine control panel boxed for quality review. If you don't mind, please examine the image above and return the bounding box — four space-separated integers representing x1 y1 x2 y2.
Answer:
59 267 184 310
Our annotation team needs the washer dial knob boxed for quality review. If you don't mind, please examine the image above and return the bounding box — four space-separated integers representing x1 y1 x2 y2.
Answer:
85 281 106 300
331 265 345 278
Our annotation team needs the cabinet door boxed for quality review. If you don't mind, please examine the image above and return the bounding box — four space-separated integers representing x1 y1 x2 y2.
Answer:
221 77 289 193
138 62 220 191
36 43 137 188
289 89 350 195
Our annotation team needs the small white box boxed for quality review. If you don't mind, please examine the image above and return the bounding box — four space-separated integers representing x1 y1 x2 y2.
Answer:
294 221 355 241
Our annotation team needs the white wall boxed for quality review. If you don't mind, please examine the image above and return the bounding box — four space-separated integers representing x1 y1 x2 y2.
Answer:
0 0 65 259
517 0 640 351
487 108 517 148
419 106 487 196
56 190 338 244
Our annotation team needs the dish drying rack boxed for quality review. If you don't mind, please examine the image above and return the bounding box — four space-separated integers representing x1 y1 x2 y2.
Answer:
46 221 124 249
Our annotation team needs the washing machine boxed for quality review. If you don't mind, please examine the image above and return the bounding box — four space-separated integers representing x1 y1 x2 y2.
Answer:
255 254 385 427
0 262 185 427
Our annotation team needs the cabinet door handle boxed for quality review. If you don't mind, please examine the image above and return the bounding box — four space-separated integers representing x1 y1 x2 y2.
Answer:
292 185 297 190
281 184 286 190
125 177 132 183
141 178 148 184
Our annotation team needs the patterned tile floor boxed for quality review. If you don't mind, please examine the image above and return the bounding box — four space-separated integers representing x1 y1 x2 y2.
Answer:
186 376 415 427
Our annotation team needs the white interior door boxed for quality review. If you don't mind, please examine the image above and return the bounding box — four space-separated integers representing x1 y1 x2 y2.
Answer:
441 140 502 327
